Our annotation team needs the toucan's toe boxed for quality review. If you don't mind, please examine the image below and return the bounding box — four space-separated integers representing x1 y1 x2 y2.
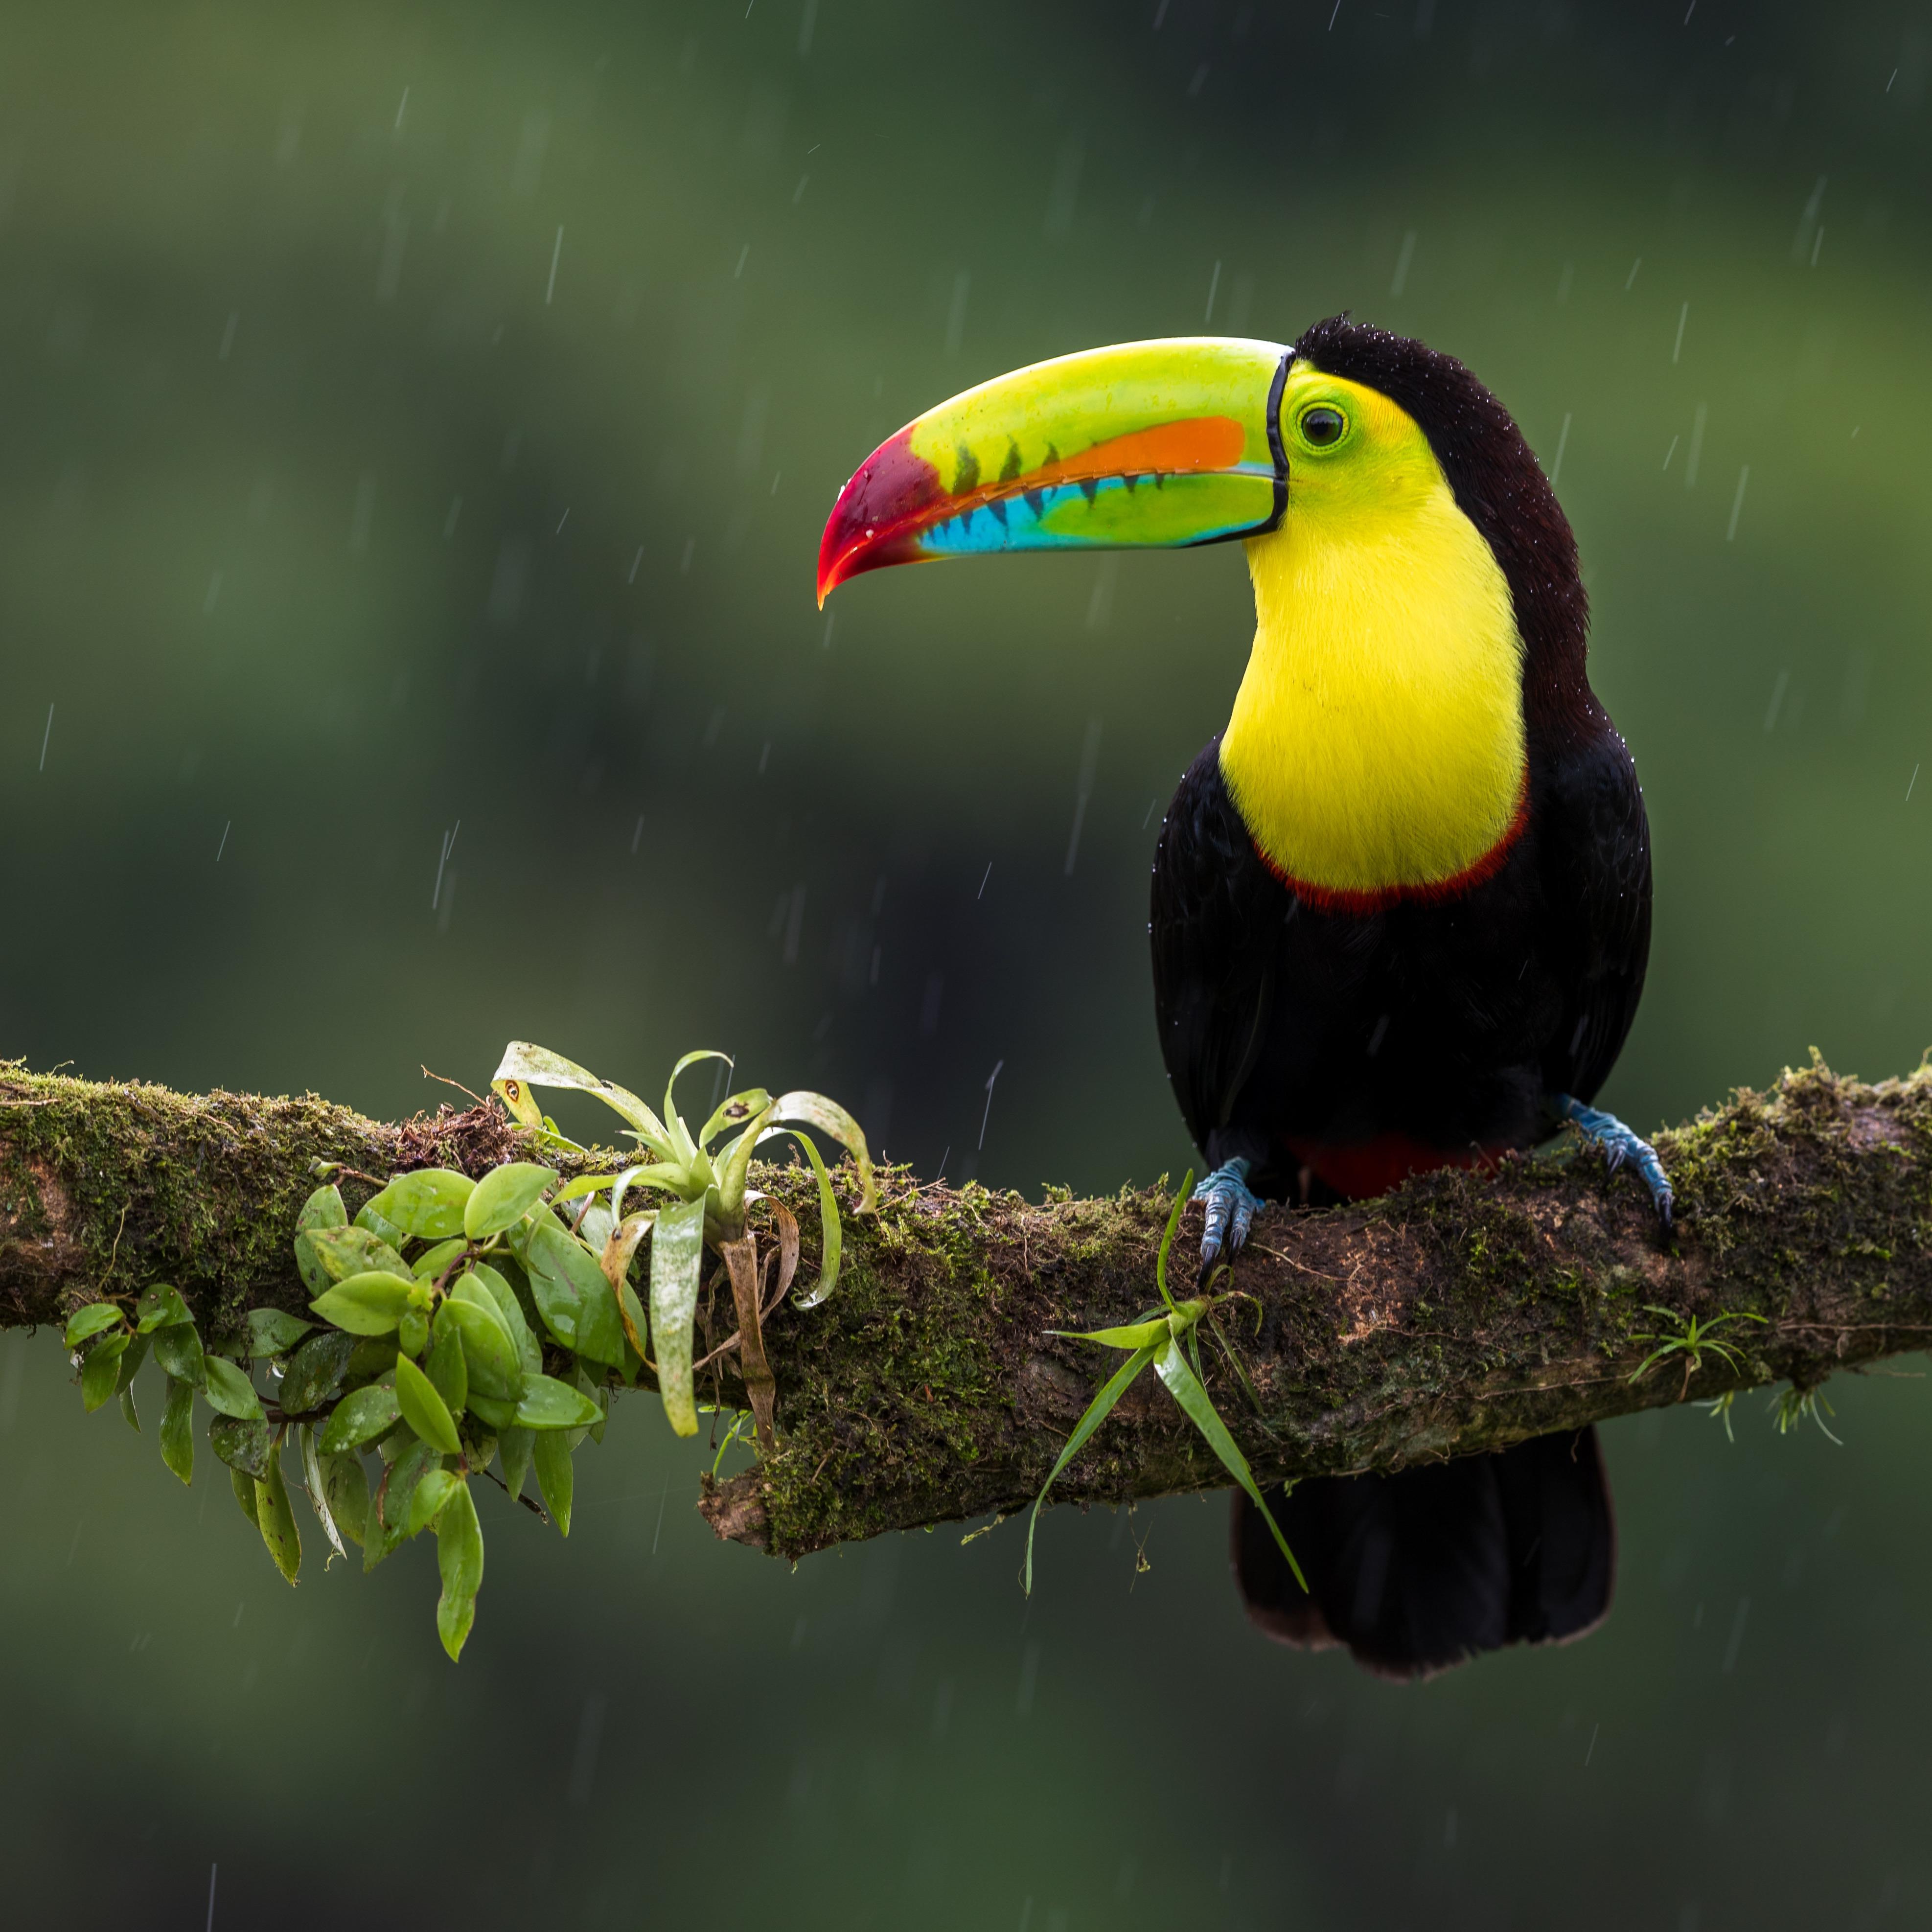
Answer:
1557 1096 1673 1225
1194 1157 1267 1270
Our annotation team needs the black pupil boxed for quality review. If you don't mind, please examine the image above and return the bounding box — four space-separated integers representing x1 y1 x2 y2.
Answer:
1302 407 1344 446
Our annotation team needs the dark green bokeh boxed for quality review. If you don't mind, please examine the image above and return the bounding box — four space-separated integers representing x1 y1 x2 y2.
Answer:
1 1 1929 1923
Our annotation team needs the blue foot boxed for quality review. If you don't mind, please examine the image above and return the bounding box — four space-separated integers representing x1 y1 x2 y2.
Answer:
1556 1095 1674 1226
1194 1157 1268 1269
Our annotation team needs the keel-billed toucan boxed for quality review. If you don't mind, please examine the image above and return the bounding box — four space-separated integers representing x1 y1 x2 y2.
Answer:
818 316 1667 1679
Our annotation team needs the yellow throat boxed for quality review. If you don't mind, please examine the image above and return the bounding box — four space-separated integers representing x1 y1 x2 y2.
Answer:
1218 368 1527 907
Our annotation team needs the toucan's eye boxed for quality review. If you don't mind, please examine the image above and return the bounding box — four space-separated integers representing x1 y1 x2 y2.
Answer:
1299 405 1347 448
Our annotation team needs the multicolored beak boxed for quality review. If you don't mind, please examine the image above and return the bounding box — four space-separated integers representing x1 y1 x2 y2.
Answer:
816 337 1291 606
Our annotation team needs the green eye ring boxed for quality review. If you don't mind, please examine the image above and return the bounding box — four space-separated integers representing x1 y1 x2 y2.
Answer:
1296 404 1349 450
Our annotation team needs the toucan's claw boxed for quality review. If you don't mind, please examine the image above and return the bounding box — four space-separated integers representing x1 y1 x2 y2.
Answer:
1557 1095 1673 1227
1194 1157 1267 1270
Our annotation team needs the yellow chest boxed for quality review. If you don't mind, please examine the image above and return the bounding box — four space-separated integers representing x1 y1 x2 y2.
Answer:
1218 479 1527 906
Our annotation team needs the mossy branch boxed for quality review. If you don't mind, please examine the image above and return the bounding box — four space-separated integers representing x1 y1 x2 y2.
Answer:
4 1055 1929 1565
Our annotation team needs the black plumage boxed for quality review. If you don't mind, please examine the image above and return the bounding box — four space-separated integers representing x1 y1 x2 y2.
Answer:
1149 317 1650 1676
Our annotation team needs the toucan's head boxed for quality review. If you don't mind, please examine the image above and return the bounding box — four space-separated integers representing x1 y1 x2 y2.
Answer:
815 316 1583 682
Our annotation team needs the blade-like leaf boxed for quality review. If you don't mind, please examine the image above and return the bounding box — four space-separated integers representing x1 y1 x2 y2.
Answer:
492 1041 668 1142
320 1450 369 1547
770 1129 844 1310
444 1294 527 1404
277 1331 357 1415
699 1087 773 1151
409 1467 461 1536
363 1168 474 1241
649 1195 708 1436
1155 1339 1305 1591
1046 1318 1172 1352
767 1091 877 1212
1023 1342 1159 1595
1155 1170 1193 1315
469 1262 541 1377
551 1173 619 1207
498 1425 534 1501
299 1425 347 1566
209 1413 275 1479
294 1184 348 1294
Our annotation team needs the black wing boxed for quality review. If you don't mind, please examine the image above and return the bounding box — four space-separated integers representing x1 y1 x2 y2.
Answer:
1536 717 1653 1106
1149 740 1285 1167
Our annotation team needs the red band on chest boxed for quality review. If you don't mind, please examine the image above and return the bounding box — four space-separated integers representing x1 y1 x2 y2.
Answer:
1287 1134 1511 1201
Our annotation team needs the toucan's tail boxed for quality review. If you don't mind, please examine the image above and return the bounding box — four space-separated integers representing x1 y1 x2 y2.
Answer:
1232 1428 1615 1680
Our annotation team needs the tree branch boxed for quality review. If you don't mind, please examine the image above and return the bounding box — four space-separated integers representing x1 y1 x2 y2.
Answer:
3 1055 1928 1566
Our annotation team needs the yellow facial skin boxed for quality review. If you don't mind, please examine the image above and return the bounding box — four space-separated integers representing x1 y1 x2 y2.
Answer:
1218 366 1527 904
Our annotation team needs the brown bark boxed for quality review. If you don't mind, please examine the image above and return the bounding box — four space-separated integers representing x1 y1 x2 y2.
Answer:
2 1055 1927 1567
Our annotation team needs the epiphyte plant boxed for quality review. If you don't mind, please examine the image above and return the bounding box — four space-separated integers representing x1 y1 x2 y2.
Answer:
1023 1171 1305 1597
1626 1304 1767 1398
59 1041 873 1660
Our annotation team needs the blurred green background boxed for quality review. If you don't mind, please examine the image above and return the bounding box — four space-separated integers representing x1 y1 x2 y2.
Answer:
1 0 1929 1923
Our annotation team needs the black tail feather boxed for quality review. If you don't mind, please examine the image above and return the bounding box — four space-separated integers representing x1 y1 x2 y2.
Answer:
1232 1428 1615 1680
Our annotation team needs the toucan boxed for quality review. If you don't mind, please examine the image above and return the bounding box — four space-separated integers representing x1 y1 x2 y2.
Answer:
817 316 1668 1679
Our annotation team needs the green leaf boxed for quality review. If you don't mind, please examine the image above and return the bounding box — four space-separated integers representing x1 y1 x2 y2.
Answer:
151 1322 204 1385
465 1393 517 1431
572 1275 628 1372
65 1302 125 1349
246 1308 315 1357
398 1308 430 1358
1154 1339 1305 1592
319 1383 402 1452
160 1374 195 1485
309 1272 417 1336
408 1467 461 1536
353 1201 410 1252
1154 1172 1192 1315
277 1331 358 1415
491 1041 669 1143
426 1308 469 1417
81 1332 130 1412
345 1337 399 1382
1023 1342 1161 1595
617 1278 649 1365
435 1483 484 1660
209 1413 276 1479
771 1128 844 1311
464 1162 556 1241
512 1374 603 1432
550 1173 619 1207
304 1224 412 1285
526 1219 614 1349
321 1451 369 1547
648 1195 708 1437
469 1263 541 1377
533 1427 574 1535
444 1292 527 1403
298 1425 347 1566
395 1353 462 1457
699 1087 774 1151
1048 1318 1172 1352
365 1168 475 1241
768 1089 877 1213
255 1448 302 1586
119 1384 140 1431
367 1438 439 1572
114 1331 149 1396
294 1183 348 1295
136 1285 192 1334
231 1464 259 1527
201 1354 265 1422
411 1238 468 1282
499 1425 534 1500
